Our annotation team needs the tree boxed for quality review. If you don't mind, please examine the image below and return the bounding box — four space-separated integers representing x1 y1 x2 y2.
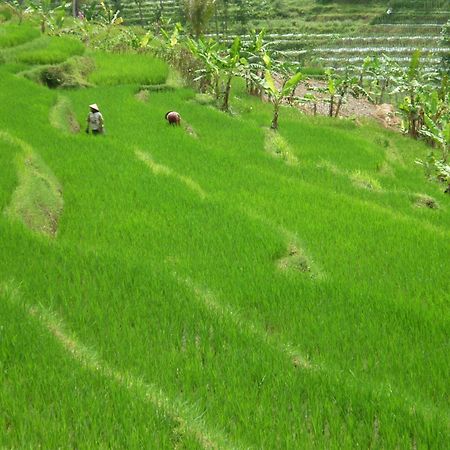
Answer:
28 0 66 33
72 0 79 18
422 115 450 163
365 54 401 105
183 0 216 38
216 36 244 111
187 36 221 99
258 52 304 130
5 0 32 25
241 29 268 97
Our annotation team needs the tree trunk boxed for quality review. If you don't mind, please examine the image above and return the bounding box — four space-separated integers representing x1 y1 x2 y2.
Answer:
289 87 296 105
271 101 280 130
215 76 220 101
329 95 334 117
40 19 45 34
335 91 345 117
409 89 418 138
72 0 78 18
222 74 233 112
379 80 387 104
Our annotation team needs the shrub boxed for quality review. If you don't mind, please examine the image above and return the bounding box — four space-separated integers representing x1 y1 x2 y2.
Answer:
0 5 13 22
22 56 95 88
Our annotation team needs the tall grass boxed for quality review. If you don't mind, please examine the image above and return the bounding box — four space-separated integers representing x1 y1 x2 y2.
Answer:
0 24 39 48
0 23 449 448
15 36 84 65
88 52 169 86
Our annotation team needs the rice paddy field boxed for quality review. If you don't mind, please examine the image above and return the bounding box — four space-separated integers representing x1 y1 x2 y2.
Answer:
0 24 450 448
123 0 449 72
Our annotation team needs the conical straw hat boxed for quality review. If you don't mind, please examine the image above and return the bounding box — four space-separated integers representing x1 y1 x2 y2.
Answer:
89 103 99 111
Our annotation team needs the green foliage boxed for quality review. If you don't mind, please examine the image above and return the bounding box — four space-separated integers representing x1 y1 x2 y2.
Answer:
88 52 169 85
27 0 68 34
15 36 85 65
416 153 450 192
24 56 95 89
1 16 450 449
0 5 13 22
2 0 32 25
183 0 216 38
0 24 39 48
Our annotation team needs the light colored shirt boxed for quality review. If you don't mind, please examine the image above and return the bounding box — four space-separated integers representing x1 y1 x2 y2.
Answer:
88 111 103 131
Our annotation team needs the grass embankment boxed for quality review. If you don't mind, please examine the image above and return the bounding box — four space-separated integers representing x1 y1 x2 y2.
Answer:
0 131 63 236
0 25 449 448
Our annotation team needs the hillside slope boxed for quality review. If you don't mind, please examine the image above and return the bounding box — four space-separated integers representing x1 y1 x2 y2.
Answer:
0 25 449 448
120 0 450 71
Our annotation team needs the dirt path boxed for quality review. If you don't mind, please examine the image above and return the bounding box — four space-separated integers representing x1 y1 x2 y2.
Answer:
273 78 401 129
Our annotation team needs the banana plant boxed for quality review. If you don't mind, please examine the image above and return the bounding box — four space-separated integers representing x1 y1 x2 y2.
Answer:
97 1 123 27
321 69 337 117
392 51 426 138
216 36 245 112
259 52 303 130
5 0 32 25
421 115 450 163
334 69 365 118
157 22 184 65
365 54 400 105
416 153 450 193
187 37 221 100
27 0 68 34
297 93 318 116
241 29 268 97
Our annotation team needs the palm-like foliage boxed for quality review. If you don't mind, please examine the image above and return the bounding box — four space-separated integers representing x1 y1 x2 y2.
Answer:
183 0 216 38
4 0 32 25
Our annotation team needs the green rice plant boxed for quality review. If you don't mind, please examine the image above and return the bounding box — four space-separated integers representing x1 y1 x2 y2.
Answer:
88 52 169 86
0 28 449 447
0 24 39 48
15 36 84 65
350 170 382 191
264 127 299 165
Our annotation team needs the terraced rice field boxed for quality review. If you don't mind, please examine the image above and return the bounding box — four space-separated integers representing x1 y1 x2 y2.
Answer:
120 1 449 72
0 24 449 448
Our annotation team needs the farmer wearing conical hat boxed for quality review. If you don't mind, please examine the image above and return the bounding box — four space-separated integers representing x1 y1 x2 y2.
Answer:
86 103 104 135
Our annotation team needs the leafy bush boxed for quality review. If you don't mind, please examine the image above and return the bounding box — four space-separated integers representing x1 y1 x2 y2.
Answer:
0 5 13 22
22 56 95 88
88 52 169 86
0 24 39 49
